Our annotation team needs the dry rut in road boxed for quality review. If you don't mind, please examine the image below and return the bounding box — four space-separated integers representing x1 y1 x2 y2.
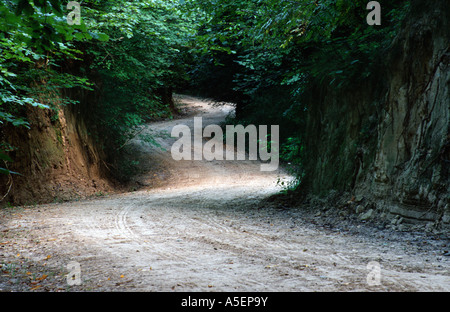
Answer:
0 95 449 292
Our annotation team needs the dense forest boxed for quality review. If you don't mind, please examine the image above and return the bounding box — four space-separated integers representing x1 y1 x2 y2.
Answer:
0 0 449 294
0 0 449 228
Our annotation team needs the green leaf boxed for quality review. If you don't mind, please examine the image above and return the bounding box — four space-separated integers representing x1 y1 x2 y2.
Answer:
91 32 110 42
0 153 13 162
16 0 34 15
0 167 21 175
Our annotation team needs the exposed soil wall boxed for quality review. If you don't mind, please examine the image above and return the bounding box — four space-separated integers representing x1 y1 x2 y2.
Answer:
0 102 115 206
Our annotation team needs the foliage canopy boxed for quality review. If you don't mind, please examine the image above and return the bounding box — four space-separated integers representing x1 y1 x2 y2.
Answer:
1 0 411 186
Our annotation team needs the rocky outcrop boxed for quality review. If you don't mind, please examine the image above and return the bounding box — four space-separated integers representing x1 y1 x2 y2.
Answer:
301 0 449 232
365 0 449 229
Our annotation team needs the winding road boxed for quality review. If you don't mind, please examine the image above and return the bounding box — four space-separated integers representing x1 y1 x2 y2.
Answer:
0 95 449 292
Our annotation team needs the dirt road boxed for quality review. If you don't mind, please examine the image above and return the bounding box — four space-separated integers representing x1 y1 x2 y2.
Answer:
0 95 449 292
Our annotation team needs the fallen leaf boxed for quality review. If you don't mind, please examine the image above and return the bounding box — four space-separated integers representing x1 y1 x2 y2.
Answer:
120 274 124 278
30 285 41 291
37 274 48 281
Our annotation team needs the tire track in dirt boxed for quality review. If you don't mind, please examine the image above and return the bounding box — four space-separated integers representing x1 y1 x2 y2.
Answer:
108 194 277 290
